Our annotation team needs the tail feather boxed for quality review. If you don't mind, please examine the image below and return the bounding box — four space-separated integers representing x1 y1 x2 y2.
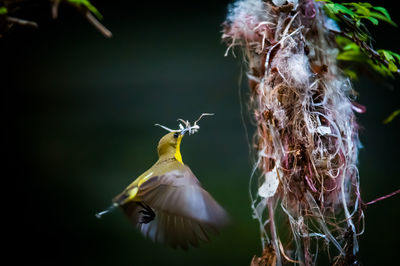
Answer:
121 200 219 249
95 203 118 219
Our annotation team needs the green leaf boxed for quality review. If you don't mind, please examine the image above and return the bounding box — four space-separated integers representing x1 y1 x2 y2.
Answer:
337 50 365 61
0 6 7 15
372 6 391 21
369 12 397 26
380 50 394 61
384 50 400 62
392 52 400 63
342 43 359 51
370 63 393 77
322 1 398 27
377 49 400 72
383 109 400 124
343 69 358 80
354 4 370 16
365 16 379 25
326 3 355 17
324 2 400 77
389 63 398 72
67 0 103 20
336 36 366 62
336 37 399 77
336 35 354 47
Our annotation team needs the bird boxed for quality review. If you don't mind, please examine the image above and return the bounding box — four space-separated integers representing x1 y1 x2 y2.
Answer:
96 114 229 249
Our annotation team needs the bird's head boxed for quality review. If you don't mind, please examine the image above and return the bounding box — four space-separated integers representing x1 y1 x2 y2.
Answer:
155 113 214 162
157 131 184 158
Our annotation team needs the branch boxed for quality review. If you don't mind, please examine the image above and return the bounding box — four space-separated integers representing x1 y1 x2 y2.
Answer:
6 16 38 28
84 11 112 38
331 29 400 76
1 0 112 38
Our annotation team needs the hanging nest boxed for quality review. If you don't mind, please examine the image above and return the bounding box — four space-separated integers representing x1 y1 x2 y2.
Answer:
223 0 364 265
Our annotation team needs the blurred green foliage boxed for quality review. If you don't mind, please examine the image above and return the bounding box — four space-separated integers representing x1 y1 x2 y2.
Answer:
320 0 396 27
318 0 400 77
0 7 7 15
336 36 400 78
67 0 103 19
383 109 400 124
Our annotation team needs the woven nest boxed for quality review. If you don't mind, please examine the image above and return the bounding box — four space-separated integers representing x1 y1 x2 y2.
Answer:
223 0 364 265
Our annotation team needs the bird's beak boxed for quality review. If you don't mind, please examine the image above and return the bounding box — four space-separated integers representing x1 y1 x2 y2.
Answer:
180 128 189 136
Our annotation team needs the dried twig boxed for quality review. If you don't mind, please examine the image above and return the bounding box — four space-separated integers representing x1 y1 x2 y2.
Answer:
84 11 112 38
6 16 38 27
0 0 112 38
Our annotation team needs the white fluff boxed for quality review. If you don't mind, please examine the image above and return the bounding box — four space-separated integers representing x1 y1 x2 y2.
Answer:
288 0 298 8
285 54 310 85
258 166 281 198
227 0 266 23
272 0 286 6
317 126 332 135
272 0 298 9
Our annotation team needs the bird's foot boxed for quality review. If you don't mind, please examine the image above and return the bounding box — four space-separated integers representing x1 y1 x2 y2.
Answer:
138 202 155 224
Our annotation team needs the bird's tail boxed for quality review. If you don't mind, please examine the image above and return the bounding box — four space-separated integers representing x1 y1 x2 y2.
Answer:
95 203 118 219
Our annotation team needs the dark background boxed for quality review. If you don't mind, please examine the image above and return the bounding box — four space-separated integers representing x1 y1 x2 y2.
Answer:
2 0 399 265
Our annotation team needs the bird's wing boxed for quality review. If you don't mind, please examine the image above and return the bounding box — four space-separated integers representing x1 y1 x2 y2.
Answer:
137 166 229 227
121 199 222 249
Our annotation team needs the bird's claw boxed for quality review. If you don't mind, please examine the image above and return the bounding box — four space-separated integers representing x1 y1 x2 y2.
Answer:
138 203 155 224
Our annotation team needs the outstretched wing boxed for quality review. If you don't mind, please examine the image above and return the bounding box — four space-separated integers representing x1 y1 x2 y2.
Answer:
121 165 229 249
122 203 217 249
138 165 229 227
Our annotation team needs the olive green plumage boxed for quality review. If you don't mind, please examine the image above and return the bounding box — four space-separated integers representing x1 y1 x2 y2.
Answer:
113 132 228 249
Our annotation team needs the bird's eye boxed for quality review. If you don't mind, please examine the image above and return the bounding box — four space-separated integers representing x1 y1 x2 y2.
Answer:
173 132 179 138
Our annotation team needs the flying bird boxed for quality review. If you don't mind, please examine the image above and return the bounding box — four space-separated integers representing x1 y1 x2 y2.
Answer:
96 114 229 249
